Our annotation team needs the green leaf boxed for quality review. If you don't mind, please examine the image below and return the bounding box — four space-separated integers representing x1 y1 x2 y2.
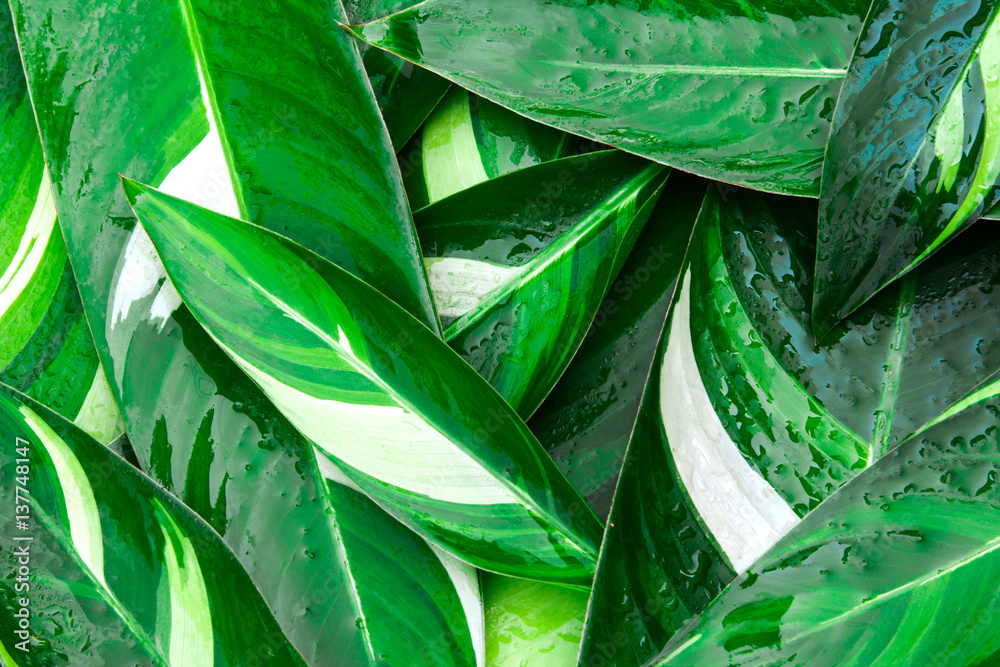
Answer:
527 172 706 518
581 184 1000 666
10 3 482 660
0 6 121 443
361 47 452 150
417 150 668 417
649 392 1000 666
404 87 575 209
349 0 870 196
12 0 439 331
483 572 589 666
342 0 452 150
123 178 604 586
0 384 307 665
578 193 734 667
814 0 1000 335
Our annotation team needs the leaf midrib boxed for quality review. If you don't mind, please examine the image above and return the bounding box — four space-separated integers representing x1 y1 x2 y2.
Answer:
245 276 598 561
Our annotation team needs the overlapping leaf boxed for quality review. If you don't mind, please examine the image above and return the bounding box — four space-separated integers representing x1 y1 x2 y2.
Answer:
0 385 306 665
0 8 121 444
342 0 451 150
404 88 573 209
815 0 1000 334
123 179 604 586
349 0 871 195
650 392 1000 666
581 185 1000 667
528 172 705 519
10 1 482 662
418 151 667 417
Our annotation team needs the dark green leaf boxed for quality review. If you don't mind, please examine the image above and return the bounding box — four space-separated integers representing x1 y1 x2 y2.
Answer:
528 172 706 519
815 0 1000 335
349 0 870 195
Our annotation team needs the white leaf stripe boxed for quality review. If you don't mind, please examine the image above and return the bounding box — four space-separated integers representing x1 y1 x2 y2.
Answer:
660 272 799 573
428 543 486 667
222 340 519 505
424 256 524 321
153 498 214 667
0 169 57 319
22 404 107 587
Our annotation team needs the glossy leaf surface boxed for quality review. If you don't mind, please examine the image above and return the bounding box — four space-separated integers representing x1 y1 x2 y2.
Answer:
815 0 1000 335
350 0 870 196
179 0 440 329
0 8 120 444
124 179 604 586
528 173 705 519
483 573 589 666
10 2 478 662
418 151 667 417
405 88 573 209
651 392 1000 666
0 385 307 666
582 185 1000 666
579 194 736 667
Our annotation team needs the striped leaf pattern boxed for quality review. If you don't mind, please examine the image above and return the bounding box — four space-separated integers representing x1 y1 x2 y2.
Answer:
404 87 574 209
581 184 1000 666
0 9 121 443
0 385 307 665
123 179 604 586
8 2 485 662
418 151 668 417
650 391 1000 666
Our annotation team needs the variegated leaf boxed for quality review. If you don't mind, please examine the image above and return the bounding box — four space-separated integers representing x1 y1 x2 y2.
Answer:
123 178 604 586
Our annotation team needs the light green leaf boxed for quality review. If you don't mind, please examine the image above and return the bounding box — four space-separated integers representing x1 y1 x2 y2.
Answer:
483 573 589 666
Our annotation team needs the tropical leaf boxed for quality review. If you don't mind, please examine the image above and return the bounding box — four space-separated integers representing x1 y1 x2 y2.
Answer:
342 0 452 150
0 384 307 665
417 150 667 417
348 0 871 196
123 178 604 586
527 172 706 518
814 0 1000 335
9 3 482 662
581 184 1000 666
0 6 121 443
404 87 575 209
483 572 589 666
649 391 1000 666
12 0 438 331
